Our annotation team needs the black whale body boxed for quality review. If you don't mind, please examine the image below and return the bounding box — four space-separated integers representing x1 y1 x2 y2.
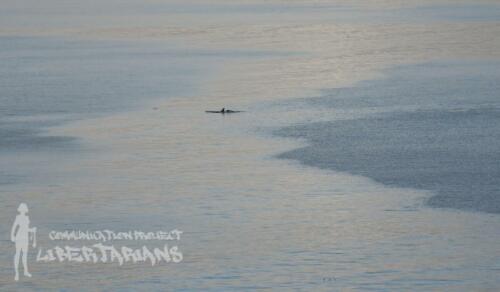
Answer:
205 110 243 113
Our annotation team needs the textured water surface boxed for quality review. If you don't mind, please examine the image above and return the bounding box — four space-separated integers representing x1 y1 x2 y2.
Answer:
277 61 500 213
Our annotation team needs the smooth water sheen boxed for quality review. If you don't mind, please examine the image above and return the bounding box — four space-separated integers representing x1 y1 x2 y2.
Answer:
1 1 500 291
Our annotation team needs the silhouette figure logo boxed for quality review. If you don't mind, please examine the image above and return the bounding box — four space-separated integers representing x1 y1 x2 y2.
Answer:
8 203 183 282
10 203 37 281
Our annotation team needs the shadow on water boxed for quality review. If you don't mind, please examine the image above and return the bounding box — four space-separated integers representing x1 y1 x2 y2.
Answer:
276 61 500 214
0 126 76 151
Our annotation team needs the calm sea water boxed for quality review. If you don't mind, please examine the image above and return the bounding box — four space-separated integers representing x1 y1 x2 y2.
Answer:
0 36 284 188
1 1 500 291
0 36 205 149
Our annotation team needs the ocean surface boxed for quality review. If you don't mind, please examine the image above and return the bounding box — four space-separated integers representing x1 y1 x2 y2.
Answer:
0 36 285 189
277 61 500 214
0 37 208 148
1 1 500 291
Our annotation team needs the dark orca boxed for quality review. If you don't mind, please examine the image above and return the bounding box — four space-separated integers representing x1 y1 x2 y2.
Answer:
205 109 244 114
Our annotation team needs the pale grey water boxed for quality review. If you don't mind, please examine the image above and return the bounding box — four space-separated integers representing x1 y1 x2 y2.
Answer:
0 36 285 187
3 2 500 30
0 36 213 196
1 1 500 291
0 37 202 148
276 61 500 213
